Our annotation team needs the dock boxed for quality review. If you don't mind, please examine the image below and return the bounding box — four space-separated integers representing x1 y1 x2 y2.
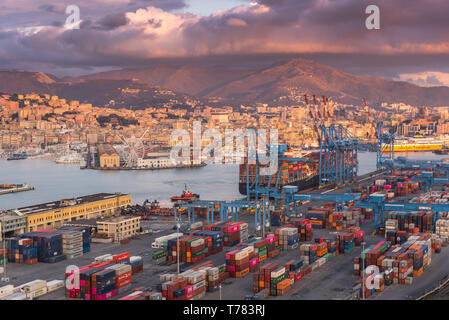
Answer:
80 163 207 171
0 184 35 195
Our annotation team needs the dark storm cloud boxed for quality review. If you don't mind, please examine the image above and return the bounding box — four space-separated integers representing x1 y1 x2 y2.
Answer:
98 13 130 30
1 0 449 80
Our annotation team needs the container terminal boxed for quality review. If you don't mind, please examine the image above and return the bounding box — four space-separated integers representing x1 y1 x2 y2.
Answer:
1 123 449 300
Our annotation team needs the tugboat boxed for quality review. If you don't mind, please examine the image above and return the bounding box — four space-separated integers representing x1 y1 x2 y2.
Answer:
171 184 200 202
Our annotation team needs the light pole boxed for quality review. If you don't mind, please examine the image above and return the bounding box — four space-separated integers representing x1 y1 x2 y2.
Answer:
262 196 265 238
177 222 180 275
1 225 8 283
361 241 366 300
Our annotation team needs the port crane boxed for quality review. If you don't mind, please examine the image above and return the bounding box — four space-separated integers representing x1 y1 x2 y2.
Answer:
355 192 449 230
280 185 361 217
376 122 395 169
176 199 269 234
318 124 359 186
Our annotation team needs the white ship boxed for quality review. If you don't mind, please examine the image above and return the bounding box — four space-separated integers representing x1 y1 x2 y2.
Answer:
55 153 83 164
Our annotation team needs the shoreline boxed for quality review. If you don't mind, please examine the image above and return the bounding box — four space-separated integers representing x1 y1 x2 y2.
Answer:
80 163 207 171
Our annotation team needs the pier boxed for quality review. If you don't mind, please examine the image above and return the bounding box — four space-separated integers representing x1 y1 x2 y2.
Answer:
0 184 35 195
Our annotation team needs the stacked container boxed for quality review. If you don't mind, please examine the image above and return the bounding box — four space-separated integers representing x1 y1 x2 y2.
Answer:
152 250 167 265
61 230 83 259
106 263 132 295
290 218 313 241
276 227 299 250
191 230 224 255
338 232 354 254
0 248 7 265
436 219 449 243
129 256 144 274
226 247 251 278
92 269 116 300
20 232 65 263
6 238 37 264
299 244 317 265
58 226 91 253
253 263 278 294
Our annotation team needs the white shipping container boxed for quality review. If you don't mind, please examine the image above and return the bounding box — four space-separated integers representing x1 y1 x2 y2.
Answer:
95 254 112 262
0 285 14 298
22 280 47 293
47 280 64 292
2 292 29 300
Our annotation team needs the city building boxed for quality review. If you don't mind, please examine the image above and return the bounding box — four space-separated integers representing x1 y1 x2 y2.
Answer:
97 144 120 168
96 216 141 242
137 152 176 168
16 193 131 232
0 210 27 237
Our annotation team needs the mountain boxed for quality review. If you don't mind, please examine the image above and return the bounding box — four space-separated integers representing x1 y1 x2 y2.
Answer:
3 59 449 107
71 59 449 106
0 70 59 94
70 65 252 97
0 70 197 109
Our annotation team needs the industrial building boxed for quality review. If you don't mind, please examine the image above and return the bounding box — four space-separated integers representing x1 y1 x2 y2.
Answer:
137 152 176 168
16 193 131 232
0 210 27 238
97 144 120 168
96 216 141 242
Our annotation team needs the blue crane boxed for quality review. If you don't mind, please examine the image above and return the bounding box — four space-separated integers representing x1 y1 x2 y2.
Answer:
355 193 449 229
376 122 395 169
175 199 266 232
318 124 359 186
281 185 361 216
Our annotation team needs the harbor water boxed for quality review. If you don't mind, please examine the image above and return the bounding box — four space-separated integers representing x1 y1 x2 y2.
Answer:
0 151 447 210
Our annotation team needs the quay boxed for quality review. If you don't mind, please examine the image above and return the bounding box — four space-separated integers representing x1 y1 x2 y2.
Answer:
0 184 35 195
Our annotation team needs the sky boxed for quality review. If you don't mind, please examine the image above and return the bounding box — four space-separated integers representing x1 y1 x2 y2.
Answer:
0 0 449 86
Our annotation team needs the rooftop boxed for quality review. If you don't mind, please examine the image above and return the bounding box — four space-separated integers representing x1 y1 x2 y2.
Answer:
97 216 140 224
16 193 129 215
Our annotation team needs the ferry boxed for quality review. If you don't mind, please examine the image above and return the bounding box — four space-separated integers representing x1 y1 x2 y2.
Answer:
383 136 443 152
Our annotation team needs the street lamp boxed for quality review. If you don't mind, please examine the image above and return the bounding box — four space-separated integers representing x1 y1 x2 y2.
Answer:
1 225 8 283
361 241 366 300
176 222 181 275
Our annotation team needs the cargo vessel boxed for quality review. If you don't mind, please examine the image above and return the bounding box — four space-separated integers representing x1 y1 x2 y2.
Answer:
384 136 443 152
239 148 320 196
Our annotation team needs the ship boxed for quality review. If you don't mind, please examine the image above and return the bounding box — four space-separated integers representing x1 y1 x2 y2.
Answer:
55 153 83 164
171 184 200 202
7 155 27 161
383 136 443 152
239 146 320 197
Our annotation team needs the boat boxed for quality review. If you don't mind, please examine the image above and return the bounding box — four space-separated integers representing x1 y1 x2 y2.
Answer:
434 146 449 155
55 153 83 164
384 136 443 152
171 184 200 202
239 146 321 197
7 155 27 161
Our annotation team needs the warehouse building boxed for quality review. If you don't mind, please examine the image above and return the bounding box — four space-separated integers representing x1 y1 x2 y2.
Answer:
97 216 141 242
97 144 120 168
0 210 27 238
16 193 131 232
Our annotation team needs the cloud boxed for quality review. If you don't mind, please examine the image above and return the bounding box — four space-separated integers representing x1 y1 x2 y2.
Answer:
1 0 449 77
98 13 130 30
396 72 449 87
227 18 248 27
